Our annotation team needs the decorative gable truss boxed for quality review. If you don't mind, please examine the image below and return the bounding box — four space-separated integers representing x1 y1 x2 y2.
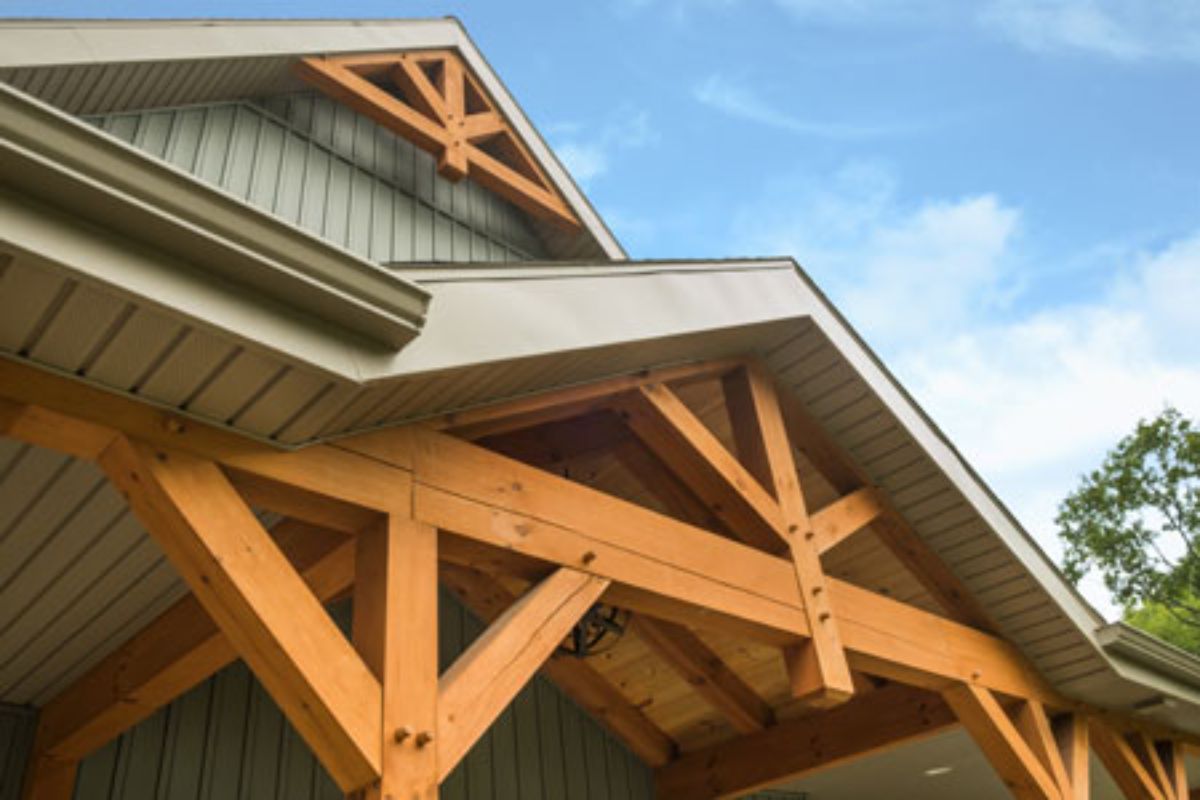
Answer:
6 356 1198 800
295 51 581 231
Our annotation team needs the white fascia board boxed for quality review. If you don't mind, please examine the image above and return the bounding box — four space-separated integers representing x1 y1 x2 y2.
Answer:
376 261 806 378
0 18 625 260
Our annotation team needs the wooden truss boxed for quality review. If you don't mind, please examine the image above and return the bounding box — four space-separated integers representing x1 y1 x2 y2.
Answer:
294 50 580 231
2 356 1195 799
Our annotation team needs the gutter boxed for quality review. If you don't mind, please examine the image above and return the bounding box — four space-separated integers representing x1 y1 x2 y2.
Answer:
0 82 430 349
1098 622 1200 690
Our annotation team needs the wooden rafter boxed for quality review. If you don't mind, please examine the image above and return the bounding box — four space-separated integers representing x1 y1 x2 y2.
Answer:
436 567 609 779
294 51 580 230
655 683 957 799
612 382 787 552
629 616 775 734
721 363 855 706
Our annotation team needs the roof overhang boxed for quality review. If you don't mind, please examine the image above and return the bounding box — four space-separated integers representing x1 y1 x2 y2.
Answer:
3 246 1200 734
1 81 430 361
0 18 625 261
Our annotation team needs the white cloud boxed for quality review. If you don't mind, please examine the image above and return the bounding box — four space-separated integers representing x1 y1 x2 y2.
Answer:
737 164 1200 618
980 0 1200 61
737 161 1024 347
556 143 609 184
694 74 924 140
551 109 658 187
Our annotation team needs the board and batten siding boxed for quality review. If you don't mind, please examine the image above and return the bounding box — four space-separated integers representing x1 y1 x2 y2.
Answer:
84 92 548 265
0 592 652 800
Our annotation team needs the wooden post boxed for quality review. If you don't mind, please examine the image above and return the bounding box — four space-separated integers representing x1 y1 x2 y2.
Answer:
353 514 440 800
20 755 77 800
723 363 855 706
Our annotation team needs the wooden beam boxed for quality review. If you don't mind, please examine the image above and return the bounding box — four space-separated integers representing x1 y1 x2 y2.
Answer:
19 758 76 800
29 521 353 766
398 429 1065 705
294 57 448 153
1091 719 1166 800
1013 700 1074 799
394 427 1064 703
613 381 786 553
389 56 447 124
99 436 382 791
413 471 808 645
655 683 956 799
0 397 116 460
372 358 742 442
0 362 406 516
811 486 885 555
353 515 440 800
438 563 677 767
437 567 609 779
462 112 505 141
465 142 578 230
629 615 774 734
722 362 854 706
942 684 1061 800
437 55 468 180
1159 740 1189 800
1130 734 1177 800
225 467 379 535
774 378 993 629
1054 713 1090 800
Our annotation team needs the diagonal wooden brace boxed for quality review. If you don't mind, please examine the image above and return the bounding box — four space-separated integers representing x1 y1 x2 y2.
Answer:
942 684 1062 800
436 567 610 780
98 436 383 792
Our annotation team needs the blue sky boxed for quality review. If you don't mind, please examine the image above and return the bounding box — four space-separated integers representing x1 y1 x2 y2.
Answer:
8 0 1200 617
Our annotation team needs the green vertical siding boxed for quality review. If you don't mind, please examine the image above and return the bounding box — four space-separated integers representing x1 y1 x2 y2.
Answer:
54 590 653 799
85 96 547 265
0 704 36 800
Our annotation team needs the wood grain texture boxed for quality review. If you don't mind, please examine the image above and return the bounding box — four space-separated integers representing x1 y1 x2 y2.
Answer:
942 684 1060 800
437 568 609 779
98 437 381 791
655 684 955 799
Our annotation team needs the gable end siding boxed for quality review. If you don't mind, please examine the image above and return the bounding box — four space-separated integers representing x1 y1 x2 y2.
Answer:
84 94 548 266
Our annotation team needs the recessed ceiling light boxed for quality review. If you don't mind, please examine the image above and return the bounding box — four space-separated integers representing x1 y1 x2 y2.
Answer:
924 766 953 777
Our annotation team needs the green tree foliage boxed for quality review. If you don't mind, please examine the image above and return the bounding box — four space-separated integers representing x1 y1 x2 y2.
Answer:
1125 599 1200 654
1058 407 1200 651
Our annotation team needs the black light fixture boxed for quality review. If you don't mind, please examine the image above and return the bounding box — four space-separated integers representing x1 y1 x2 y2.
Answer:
559 603 628 658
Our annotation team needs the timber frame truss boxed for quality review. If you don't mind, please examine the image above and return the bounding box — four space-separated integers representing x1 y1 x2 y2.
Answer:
294 50 581 231
1 356 1195 800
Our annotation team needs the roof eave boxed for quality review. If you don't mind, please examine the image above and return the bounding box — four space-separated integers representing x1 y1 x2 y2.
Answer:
1 81 430 353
